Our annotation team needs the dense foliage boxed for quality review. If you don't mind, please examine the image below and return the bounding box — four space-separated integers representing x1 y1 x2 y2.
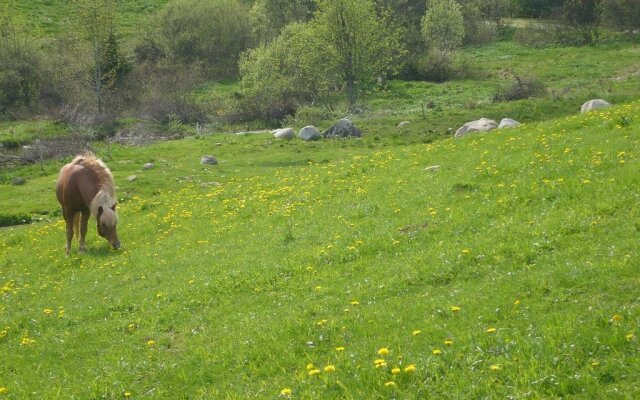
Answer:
0 0 638 125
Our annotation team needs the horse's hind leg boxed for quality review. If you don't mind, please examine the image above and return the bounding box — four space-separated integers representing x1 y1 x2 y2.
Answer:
79 211 90 253
65 216 74 256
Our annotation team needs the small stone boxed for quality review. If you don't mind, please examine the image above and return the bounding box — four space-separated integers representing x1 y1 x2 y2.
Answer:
127 175 137 182
142 163 154 170
201 155 218 165
11 177 26 185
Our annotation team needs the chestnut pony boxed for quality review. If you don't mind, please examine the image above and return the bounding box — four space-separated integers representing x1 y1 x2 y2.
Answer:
56 152 121 255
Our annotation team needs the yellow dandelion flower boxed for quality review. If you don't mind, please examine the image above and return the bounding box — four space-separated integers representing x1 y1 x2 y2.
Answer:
306 363 315 371
280 388 292 396
350 300 360 305
514 299 520 305
486 327 497 334
391 367 401 374
384 381 397 388
335 346 345 352
127 323 136 332
451 306 461 313
612 314 623 322
0 387 7 394
461 249 470 254
591 361 599 367
625 333 635 341
444 339 453 346
374 359 387 368
377 347 390 356
324 365 336 373
124 391 132 398
308 369 321 376
404 364 416 373
432 349 442 355
489 364 501 371
412 330 422 336
20 337 35 345
147 339 156 346
43 308 53 316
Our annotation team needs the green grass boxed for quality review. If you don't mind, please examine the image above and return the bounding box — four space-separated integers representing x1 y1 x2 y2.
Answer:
1 101 639 398
4 0 168 38
0 120 70 149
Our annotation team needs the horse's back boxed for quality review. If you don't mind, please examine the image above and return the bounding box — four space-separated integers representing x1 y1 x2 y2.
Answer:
56 163 97 213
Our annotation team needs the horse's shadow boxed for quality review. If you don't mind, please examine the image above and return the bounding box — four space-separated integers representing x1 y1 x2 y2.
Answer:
76 245 122 258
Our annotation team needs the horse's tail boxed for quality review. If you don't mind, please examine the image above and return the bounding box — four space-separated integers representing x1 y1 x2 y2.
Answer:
73 212 81 240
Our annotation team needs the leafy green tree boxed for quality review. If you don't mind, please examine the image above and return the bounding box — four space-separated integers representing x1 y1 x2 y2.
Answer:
419 0 466 81
249 0 316 43
73 0 127 116
310 0 406 108
422 0 465 51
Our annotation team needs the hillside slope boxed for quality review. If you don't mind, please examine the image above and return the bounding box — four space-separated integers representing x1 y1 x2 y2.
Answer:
1 101 639 398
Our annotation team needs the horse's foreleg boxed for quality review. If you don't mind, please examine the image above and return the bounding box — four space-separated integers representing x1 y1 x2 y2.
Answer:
65 218 74 256
79 211 90 253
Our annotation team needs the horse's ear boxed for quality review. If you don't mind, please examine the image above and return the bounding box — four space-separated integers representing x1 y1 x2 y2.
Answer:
98 206 104 216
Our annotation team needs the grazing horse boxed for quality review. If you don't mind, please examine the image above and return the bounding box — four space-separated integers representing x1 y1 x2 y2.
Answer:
56 153 121 255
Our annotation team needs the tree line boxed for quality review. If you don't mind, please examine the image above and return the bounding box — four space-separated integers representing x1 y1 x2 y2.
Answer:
0 0 638 128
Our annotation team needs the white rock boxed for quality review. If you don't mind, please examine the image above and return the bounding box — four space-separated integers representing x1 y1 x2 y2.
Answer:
454 118 498 138
273 128 295 140
298 126 322 141
581 99 611 113
498 118 520 129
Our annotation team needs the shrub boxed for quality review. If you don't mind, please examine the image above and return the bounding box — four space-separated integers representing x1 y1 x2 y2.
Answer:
602 0 640 31
0 14 44 118
157 0 253 79
514 24 558 47
493 76 547 102
413 48 463 82
0 213 32 227
238 23 321 122
421 0 465 52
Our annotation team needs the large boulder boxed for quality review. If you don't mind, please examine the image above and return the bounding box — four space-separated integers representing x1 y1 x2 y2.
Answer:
323 119 362 138
454 118 498 138
298 126 322 141
273 128 295 140
497 118 520 129
581 99 611 114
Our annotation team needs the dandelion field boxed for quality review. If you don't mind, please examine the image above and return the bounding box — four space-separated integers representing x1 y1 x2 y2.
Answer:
1 102 640 398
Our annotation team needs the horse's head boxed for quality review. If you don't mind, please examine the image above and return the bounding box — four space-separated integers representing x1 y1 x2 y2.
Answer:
97 205 121 250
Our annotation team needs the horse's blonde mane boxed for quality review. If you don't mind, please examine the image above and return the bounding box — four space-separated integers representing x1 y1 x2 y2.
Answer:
73 152 118 226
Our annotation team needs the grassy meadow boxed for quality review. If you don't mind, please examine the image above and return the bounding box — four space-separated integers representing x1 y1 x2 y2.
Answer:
1 100 639 398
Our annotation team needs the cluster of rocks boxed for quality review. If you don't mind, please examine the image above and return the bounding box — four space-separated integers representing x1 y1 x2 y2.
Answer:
272 118 362 141
454 98 611 139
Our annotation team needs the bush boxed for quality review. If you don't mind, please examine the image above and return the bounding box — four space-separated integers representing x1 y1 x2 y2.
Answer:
421 0 465 51
602 0 640 31
238 23 322 122
0 213 32 227
157 0 253 79
0 15 44 118
493 76 547 102
514 24 558 47
413 48 463 82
